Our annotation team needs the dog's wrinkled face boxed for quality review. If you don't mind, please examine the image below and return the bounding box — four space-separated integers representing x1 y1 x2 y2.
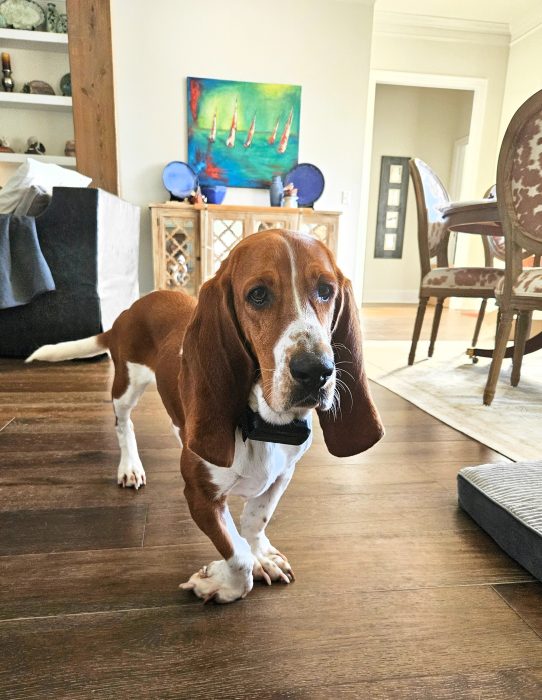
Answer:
230 230 339 417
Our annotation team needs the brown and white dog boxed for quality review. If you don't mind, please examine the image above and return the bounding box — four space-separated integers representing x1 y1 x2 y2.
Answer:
27 229 383 603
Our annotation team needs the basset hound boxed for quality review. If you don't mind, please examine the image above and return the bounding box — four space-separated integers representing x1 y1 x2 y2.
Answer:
27 229 383 604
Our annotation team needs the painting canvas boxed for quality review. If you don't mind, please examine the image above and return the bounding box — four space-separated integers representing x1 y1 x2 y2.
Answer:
187 77 301 189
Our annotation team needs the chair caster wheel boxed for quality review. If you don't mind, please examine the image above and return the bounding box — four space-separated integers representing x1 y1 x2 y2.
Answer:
472 356 479 364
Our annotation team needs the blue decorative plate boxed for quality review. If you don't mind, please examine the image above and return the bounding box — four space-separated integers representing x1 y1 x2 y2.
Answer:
162 161 197 199
284 163 325 207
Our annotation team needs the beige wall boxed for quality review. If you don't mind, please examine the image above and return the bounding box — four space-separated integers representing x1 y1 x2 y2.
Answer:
110 0 375 294
499 26 542 138
371 33 509 200
363 85 473 302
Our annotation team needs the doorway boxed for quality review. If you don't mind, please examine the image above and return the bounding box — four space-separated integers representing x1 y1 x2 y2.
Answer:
362 84 474 303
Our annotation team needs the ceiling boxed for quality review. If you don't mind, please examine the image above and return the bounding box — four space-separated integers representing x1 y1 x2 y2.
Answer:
375 0 540 29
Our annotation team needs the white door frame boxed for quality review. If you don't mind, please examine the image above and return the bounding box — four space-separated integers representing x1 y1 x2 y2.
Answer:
356 70 488 303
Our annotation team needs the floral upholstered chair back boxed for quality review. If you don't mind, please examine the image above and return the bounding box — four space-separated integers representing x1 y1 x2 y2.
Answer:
498 89 542 262
409 158 451 277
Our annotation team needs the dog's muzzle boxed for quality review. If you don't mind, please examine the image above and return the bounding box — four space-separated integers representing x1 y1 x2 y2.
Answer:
289 352 334 406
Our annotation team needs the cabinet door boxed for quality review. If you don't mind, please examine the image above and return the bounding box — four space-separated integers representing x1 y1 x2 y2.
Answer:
156 212 200 295
205 210 248 276
246 211 300 235
298 212 339 255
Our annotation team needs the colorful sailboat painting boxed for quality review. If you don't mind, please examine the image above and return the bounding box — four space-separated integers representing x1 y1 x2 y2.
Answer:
225 99 237 148
268 117 279 145
187 77 301 188
208 109 217 143
244 113 256 148
277 107 293 154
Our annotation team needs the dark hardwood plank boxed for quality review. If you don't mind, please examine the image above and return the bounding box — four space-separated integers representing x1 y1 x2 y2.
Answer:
0 505 147 556
1 587 541 699
305 669 542 699
0 528 531 622
493 582 542 638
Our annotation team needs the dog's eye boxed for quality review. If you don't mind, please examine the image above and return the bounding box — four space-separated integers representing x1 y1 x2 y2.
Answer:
317 282 333 301
248 286 268 306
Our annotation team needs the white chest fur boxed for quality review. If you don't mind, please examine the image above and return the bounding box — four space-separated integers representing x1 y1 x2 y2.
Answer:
206 383 312 500
207 423 312 499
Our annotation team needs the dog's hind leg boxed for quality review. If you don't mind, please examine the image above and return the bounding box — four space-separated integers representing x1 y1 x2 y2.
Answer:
112 361 155 489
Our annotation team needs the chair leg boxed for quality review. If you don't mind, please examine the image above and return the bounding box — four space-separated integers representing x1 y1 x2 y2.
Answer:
408 297 429 366
483 309 514 406
428 298 445 358
511 310 532 387
471 299 488 348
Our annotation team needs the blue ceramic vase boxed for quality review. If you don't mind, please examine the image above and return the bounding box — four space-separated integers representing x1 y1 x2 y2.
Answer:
269 175 283 207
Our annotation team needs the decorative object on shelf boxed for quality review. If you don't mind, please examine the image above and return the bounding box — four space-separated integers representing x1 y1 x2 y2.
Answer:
0 13 6 27
64 139 75 157
59 72 71 97
22 79 55 95
284 163 325 207
282 182 298 208
187 76 301 189
55 11 67 33
45 1 57 31
187 186 204 205
200 184 226 205
1 51 14 92
0 0 45 29
0 136 14 153
162 160 198 200
269 175 283 207
24 136 46 155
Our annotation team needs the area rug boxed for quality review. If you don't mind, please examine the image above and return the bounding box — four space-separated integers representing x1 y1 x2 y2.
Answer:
364 340 542 462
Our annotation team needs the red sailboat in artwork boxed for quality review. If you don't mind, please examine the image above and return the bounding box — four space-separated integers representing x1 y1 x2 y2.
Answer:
226 99 238 148
268 117 280 145
277 107 293 154
208 109 217 143
244 113 256 148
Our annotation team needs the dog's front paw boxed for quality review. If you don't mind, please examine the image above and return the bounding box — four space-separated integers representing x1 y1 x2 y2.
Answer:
180 559 253 604
252 544 295 585
117 460 146 490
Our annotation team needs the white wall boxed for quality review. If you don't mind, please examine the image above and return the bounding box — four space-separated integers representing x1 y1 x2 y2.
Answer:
363 85 473 303
110 0 375 295
499 25 542 138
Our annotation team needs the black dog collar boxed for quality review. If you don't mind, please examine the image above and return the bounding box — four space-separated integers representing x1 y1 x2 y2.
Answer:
239 406 311 446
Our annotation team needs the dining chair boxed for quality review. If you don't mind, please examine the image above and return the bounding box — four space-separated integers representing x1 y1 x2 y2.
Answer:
408 158 505 365
483 89 542 405
481 185 541 386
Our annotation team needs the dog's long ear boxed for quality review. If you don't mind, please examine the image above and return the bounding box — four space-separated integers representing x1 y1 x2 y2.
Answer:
317 277 384 456
180 272 255 468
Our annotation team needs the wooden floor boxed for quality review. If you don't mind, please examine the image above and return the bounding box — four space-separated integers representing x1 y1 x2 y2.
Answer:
2 306 542 698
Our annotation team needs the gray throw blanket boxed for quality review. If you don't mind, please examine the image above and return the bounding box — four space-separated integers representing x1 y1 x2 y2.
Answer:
0 214 56 310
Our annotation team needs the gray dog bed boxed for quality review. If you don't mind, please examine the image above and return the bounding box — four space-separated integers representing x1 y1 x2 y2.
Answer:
458 461 542 581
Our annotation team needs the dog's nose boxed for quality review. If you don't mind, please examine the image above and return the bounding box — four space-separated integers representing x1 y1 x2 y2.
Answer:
289 353 334 391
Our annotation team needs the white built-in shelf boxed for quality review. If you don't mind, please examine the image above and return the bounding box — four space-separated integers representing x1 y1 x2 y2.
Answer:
0 92 72 111
0 28 68 51
0 152 76 167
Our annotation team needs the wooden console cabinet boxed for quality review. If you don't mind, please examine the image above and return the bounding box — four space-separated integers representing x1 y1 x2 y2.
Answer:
149 202 341 296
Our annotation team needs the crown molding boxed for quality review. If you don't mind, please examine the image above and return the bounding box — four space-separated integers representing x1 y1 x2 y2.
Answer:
374 10 510 47
510 7 542 45
335 0 375 5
